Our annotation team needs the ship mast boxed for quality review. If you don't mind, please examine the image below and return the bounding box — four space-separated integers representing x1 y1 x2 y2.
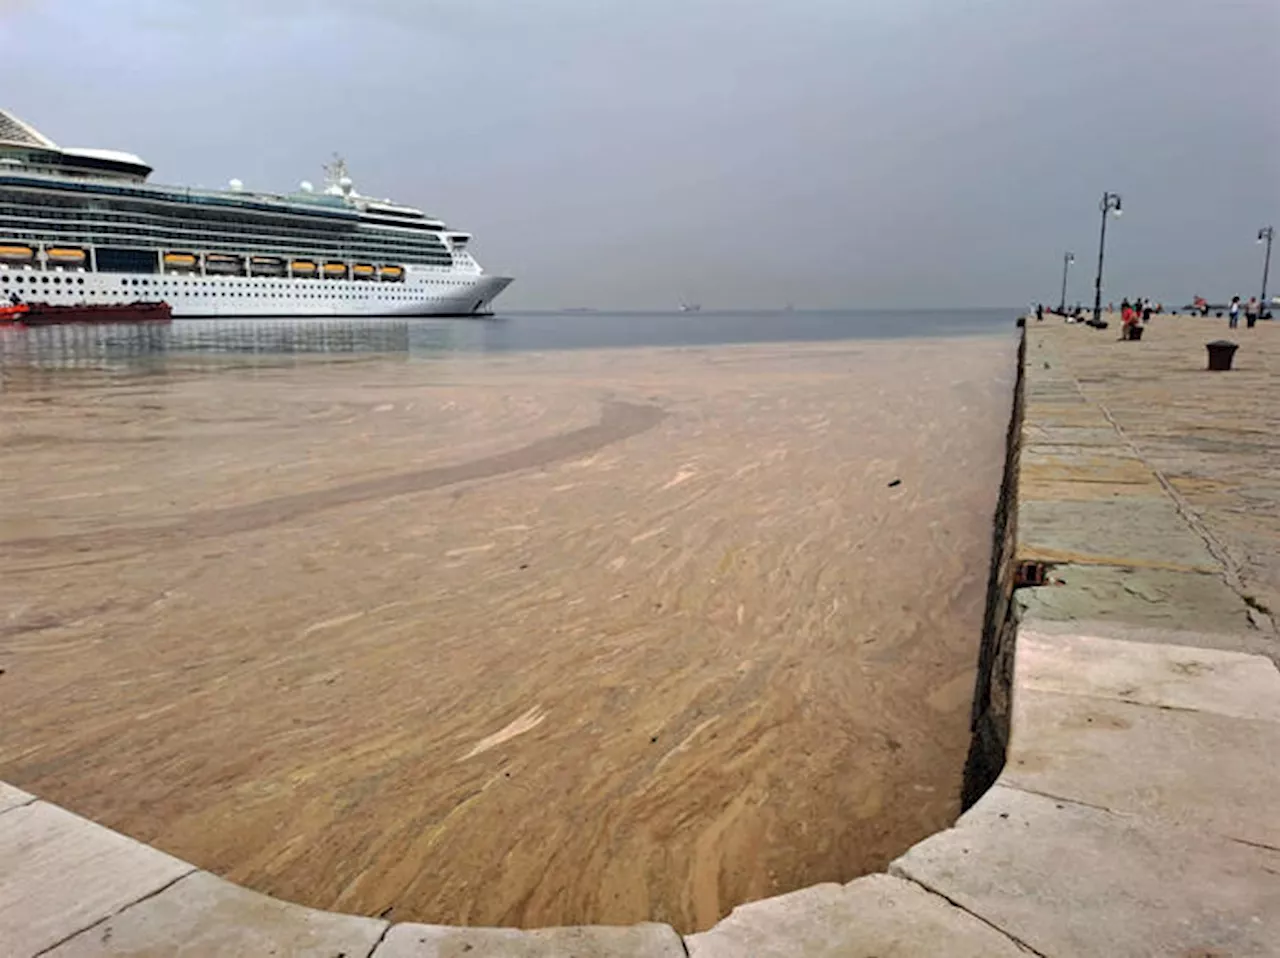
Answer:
322 154 354 198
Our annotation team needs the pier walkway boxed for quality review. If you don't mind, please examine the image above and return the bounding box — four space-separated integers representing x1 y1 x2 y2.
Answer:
3 316 1278 955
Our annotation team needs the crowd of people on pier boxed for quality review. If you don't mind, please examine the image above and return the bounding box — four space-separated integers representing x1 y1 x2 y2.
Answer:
1033 294 1270 333
1226 296 1264 329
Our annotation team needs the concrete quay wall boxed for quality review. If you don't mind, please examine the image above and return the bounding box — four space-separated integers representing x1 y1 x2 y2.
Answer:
4 318 1278 956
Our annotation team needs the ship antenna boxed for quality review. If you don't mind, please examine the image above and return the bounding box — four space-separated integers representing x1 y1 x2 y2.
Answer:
323 153 354 194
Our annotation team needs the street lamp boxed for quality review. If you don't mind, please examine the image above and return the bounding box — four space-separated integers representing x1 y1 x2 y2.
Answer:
1259 226 1274 314
1093 192 1122 320
1059 251 1075 313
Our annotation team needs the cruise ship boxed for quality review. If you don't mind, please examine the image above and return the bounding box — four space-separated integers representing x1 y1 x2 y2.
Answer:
0 109 512 317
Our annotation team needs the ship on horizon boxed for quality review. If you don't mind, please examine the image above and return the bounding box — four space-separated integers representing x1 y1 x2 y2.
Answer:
0 109 512 318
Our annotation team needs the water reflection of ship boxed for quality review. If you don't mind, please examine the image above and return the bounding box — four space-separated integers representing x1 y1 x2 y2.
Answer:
0 318 412 371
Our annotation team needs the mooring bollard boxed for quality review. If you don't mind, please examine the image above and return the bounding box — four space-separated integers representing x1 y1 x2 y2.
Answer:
1205 340 1238 371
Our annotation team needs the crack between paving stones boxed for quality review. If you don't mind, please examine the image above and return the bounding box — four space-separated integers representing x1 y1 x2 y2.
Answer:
363 920 393 958
32 866 198 957
1002 782 1122 816
1083 385 1278 637
0 794 37 817
892 872 1046 957
1008 784 1280 854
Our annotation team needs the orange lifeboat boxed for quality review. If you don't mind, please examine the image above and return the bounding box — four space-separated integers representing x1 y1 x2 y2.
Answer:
323 262 348 278
352 263 375 280
291 260 317 276
0 245 34 263
164 252 197 270
379 265 404 282
46 247 87 265
0 302 31 323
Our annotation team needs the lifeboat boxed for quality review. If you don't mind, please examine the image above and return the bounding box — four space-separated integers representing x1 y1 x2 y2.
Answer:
291 260 317 276
323 262 348 278
249 256 285 276
0 245 34 263
0 302 31 323
352 263 375 280
163 252 197 270
379 265 404 282
46 247 87 265
204 253 243 274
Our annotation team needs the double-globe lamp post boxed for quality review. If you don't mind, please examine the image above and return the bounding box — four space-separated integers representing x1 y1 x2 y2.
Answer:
1259 226 1274 314
1059 251 1074 313
1093 192 1122 321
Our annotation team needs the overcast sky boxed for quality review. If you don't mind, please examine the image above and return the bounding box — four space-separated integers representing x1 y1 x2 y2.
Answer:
4 0 1277 309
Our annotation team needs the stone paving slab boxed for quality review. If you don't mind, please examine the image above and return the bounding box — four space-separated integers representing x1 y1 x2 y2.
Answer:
45 869 389 958
892 784 1280 958
1016 478 1158 503
0 801 194 957
683 874 1028 957
1016 566 1257 639
372 921 685 957
1018 498 1222 571
1021 446 1154 486
1017 630 1280 720
0 781 34 815
1022 425 1128 446
1019 407 1111 429
1006 687 1280 847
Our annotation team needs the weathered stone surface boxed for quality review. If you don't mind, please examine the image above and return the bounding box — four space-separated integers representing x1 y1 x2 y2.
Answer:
1021 444 1154 485
1017 630 1280 721
1018 612 1277 660
1021 425 1126 447
46 869 388 957
1018 498 1222 571
1006 687 1280 847
0 781 34 815
0 802 193 957
372 921 685 957
1028 318 1280 631
1016 564 1256 637
684 874 1026 957
893 784 1280 958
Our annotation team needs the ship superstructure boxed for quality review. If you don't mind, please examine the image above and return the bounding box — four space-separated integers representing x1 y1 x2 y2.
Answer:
0 109 511 317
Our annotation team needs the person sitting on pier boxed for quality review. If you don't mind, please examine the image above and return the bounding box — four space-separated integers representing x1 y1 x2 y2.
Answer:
1120 301 1142 340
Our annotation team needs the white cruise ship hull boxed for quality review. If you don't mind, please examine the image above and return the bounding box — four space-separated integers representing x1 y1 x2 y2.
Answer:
2 266 512 318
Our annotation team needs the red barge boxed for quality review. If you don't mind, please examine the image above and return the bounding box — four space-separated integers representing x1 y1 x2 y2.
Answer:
0 301 172 326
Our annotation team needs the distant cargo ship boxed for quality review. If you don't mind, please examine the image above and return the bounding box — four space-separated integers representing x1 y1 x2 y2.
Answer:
0 108 512 318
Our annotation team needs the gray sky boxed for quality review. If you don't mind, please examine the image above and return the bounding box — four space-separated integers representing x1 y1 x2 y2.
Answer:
4 0 1277 309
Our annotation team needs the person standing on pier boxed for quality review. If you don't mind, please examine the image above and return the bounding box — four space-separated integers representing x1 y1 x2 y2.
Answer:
1245 297 1259 328
1229 296 1241 329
